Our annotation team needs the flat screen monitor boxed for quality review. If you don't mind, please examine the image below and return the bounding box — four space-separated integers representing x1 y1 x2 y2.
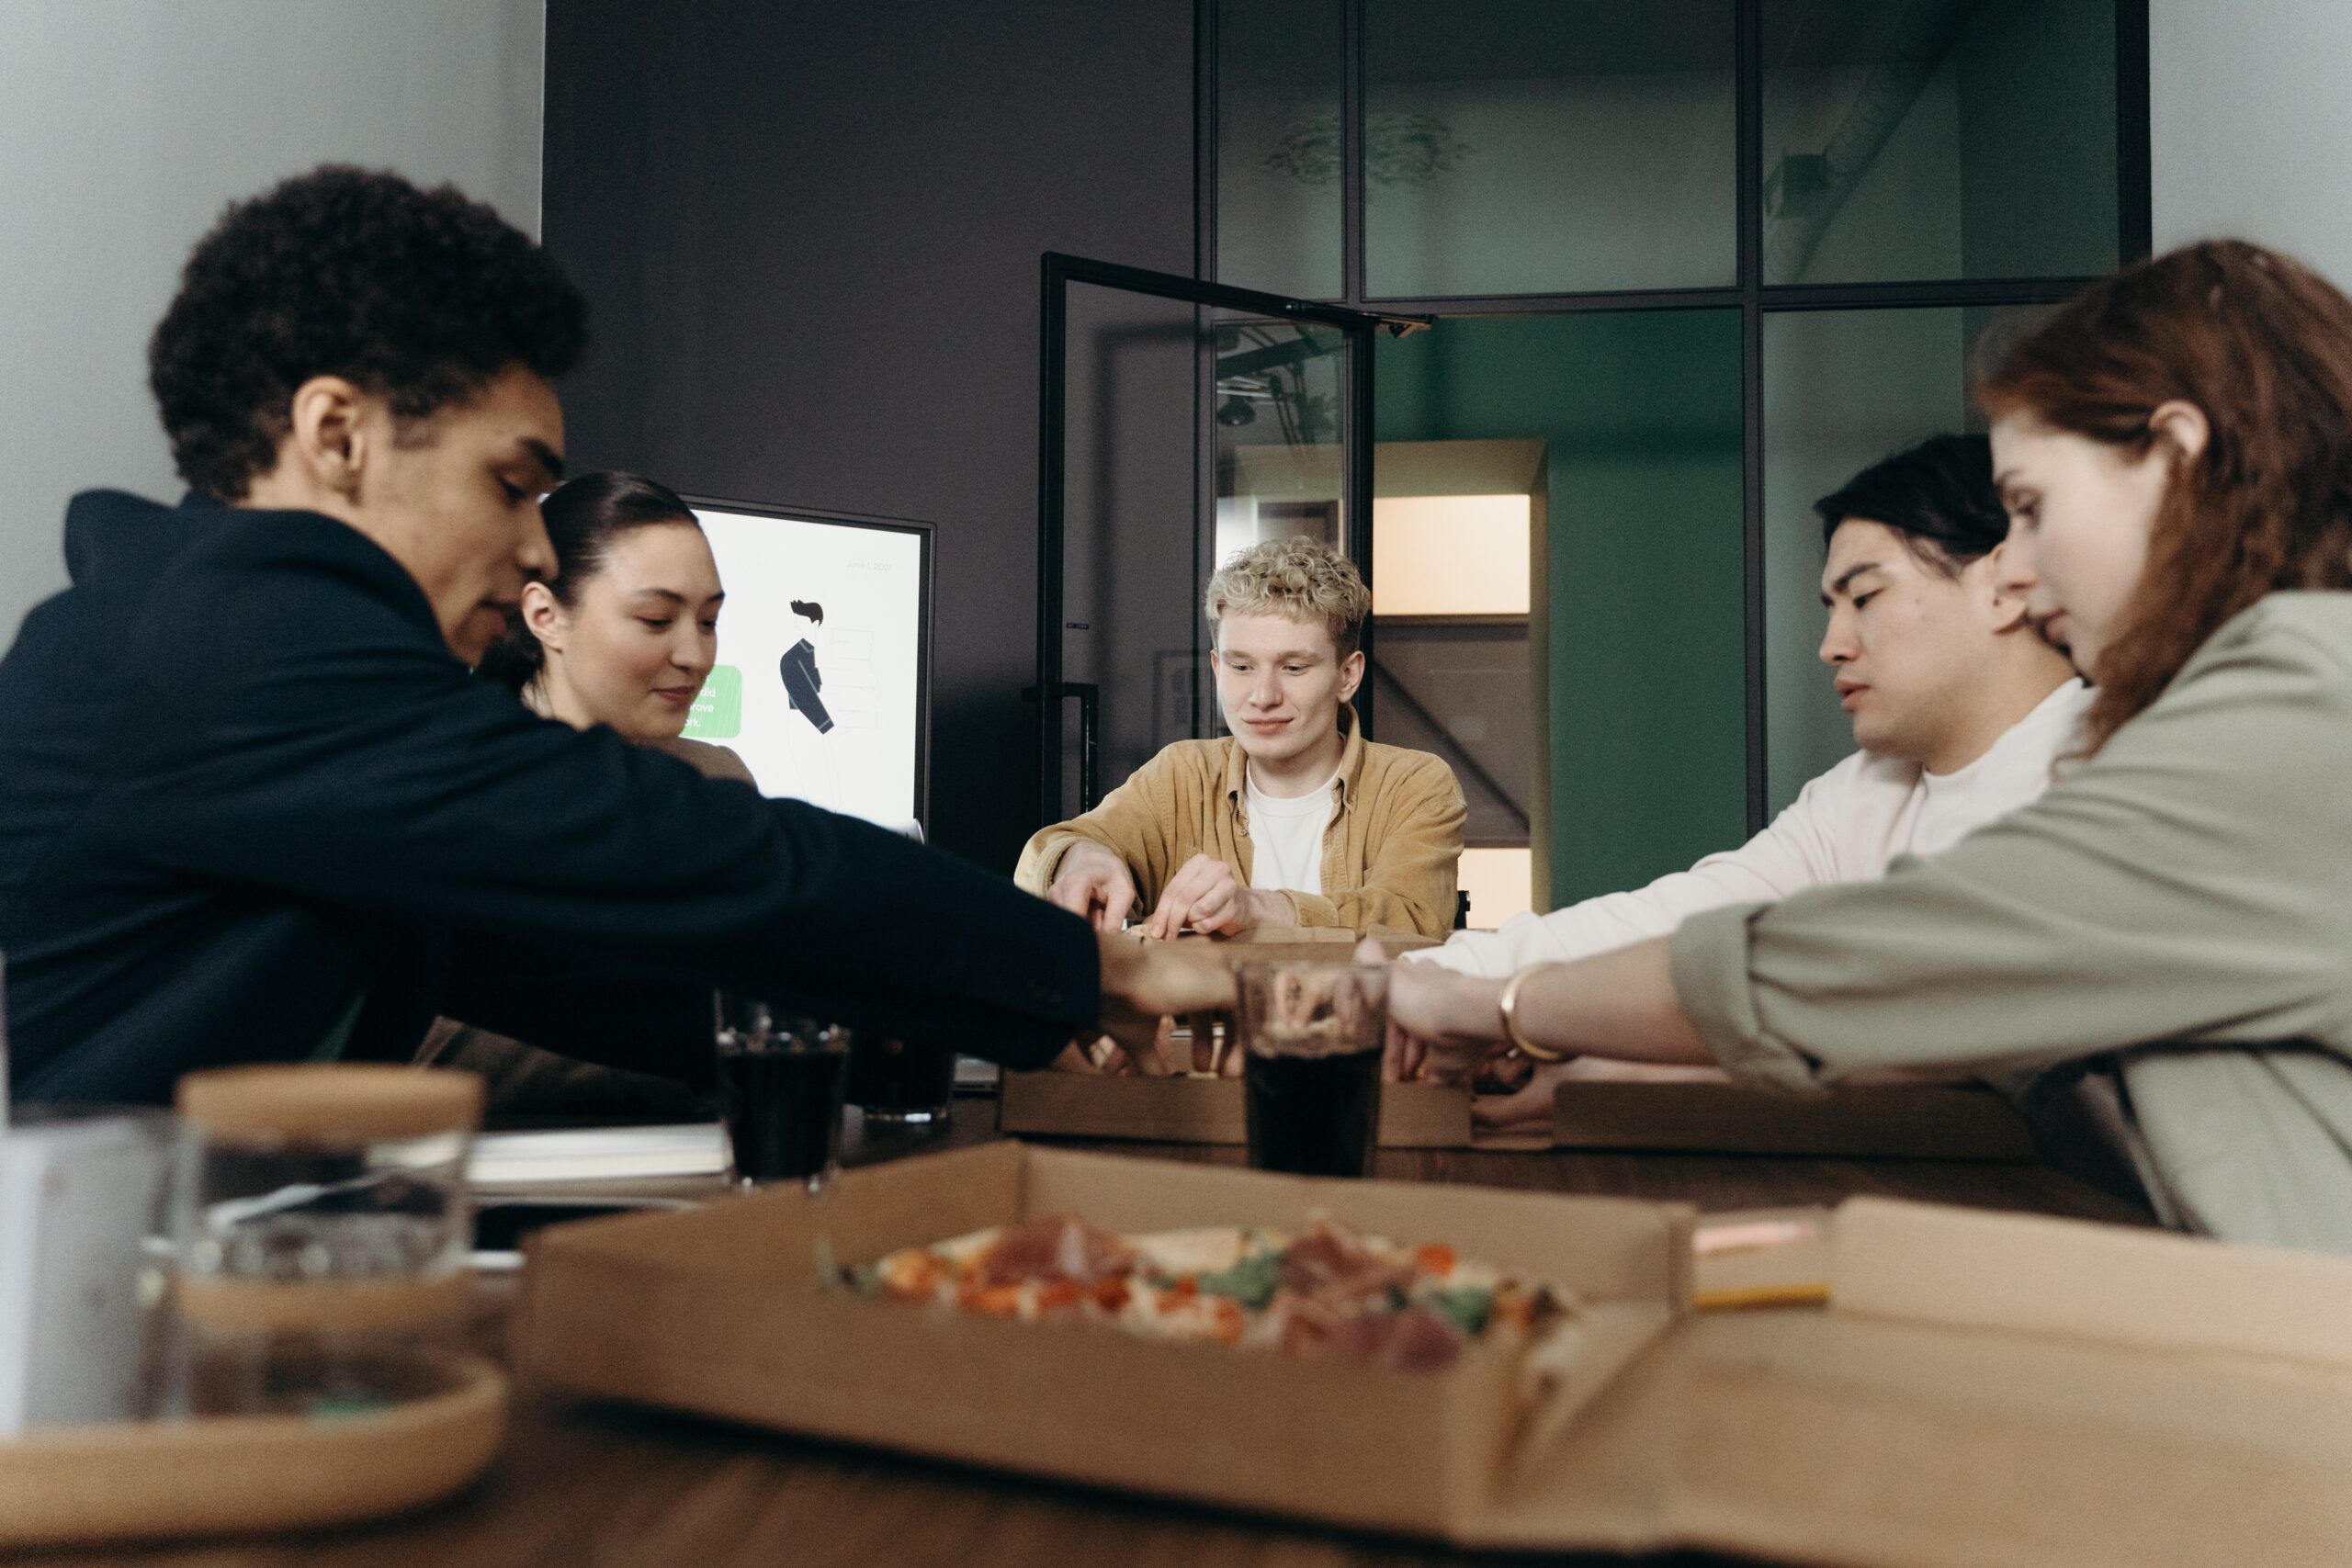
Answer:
678 497 933 831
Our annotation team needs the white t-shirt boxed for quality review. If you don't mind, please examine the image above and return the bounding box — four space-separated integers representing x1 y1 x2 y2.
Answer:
1246 771 1336 898
1415 679 2096 977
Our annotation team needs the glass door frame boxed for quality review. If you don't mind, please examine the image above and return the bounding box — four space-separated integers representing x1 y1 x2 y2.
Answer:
1200 0 2153 831
1035 251 1426 823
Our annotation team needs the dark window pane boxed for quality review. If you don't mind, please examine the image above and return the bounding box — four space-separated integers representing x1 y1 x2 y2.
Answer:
1057 285 1204 810
1364 0 1736 298
1216 0 1344 299
1761 304 2053 812
1212 312 1354 744
1762 0 2119 285
1376 311 1744 908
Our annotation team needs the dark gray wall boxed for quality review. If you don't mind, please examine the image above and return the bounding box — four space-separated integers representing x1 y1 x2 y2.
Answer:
543 0 1196 867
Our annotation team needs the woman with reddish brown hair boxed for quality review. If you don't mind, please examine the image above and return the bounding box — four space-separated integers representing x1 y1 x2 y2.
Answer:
1381 239 2352 1254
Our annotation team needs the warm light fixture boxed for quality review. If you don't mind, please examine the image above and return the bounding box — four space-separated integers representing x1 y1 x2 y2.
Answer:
1457 848 1534 928
1370 494 1532 616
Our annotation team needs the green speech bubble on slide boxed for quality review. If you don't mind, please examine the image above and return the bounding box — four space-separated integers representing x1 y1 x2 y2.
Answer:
682 664 741 740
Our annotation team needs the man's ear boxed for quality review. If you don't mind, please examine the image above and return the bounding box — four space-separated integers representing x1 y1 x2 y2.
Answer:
1977 543 2032 634
282 376 372 502
519 581 565 653
1335 648 1366 704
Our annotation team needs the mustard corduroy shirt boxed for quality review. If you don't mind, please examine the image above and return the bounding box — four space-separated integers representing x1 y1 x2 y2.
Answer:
1013 708 1466 939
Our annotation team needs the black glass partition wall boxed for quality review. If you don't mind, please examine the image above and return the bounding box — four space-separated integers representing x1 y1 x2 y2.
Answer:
1035 254 1422 824
1208 0 2148 908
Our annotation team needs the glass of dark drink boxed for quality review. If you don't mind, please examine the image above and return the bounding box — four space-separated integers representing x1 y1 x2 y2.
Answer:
1233 961 1390 1179
844 1037 957 1128
712 993 849 1192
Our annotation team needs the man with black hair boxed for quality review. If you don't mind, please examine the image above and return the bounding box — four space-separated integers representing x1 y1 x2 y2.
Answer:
0 164 1224 1101
1415 434 2086 1121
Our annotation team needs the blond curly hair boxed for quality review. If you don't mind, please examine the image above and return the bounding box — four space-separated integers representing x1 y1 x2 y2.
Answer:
1204 536 1371 657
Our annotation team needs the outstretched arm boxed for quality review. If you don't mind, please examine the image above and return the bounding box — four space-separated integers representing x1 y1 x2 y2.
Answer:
1383 937 1709 1084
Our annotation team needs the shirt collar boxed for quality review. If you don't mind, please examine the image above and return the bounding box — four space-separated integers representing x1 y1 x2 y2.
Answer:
1224 705 1367 811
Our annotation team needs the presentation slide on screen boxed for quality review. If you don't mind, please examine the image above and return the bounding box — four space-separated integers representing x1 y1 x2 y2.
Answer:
682 507 925 828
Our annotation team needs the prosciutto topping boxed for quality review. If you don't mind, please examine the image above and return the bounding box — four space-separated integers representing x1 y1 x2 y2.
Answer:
848 1212 1575 1375
974 1217 1134 1288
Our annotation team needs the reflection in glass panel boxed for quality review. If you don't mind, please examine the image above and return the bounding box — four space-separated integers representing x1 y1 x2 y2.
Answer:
1364 0 1736 298
1212 311 1352 735
1760 304 2053 813
1051 296 1355 821
1376 312 1744 908
1761 0 2119 285
1216 0 1344 299
1058 285 1202 814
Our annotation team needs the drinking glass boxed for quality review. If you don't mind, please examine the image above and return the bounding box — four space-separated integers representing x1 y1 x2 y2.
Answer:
844 1038 957 1128
713 993 849 1191
1232 961 1390 1178
163 1064 481 1418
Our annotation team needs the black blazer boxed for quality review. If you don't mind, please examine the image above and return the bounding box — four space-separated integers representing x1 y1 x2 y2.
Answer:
0 491 1093 1102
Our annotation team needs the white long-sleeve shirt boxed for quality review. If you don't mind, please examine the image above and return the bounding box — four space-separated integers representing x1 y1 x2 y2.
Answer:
1415 679 2094 978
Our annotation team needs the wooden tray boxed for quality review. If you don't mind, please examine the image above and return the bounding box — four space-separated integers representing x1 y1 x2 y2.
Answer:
0 1354 507 1549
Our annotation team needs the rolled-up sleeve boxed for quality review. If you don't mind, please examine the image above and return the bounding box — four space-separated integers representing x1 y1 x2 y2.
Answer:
1668 900 1828 1093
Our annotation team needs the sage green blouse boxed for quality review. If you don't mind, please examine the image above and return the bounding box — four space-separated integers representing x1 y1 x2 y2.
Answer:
1671 593 2352 1255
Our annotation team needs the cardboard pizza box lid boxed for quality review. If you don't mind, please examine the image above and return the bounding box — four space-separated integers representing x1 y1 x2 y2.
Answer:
1828 1195 2352 1371
998 1072 1472 1146
1464 1197 2352 1563
515 1150 2352 1564
1001 1071 2034 1160
1550 1079 2040 1161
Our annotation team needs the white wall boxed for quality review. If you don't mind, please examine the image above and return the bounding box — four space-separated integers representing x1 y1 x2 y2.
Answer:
0 0 544 638
2151 0 2352 285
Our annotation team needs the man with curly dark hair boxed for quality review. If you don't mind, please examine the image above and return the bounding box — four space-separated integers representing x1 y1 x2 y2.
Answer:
0 164 1225 1101
142 164 585 666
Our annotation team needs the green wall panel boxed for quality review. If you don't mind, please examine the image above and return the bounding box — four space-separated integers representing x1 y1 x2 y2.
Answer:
1376 311 1745 906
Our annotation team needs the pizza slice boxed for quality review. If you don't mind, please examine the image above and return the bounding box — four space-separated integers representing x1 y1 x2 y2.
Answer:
843 1213 1578 1375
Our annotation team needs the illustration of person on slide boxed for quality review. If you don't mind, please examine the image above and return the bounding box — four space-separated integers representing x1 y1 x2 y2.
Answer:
782 599 832 733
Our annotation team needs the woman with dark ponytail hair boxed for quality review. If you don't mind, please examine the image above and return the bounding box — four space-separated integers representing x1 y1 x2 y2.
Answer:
476 471 750 781
1380 240 2352 1254
425 471 749 1111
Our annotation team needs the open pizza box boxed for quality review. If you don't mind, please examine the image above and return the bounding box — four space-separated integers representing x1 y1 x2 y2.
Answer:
1000 1072 2039 1160
514 1145 2352 1563
514 1141 1689 1539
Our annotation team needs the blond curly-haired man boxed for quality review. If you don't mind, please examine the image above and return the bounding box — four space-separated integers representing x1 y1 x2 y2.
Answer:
1014 536 1465 941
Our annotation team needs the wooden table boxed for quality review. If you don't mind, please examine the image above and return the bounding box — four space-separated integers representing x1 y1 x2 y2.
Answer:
47 1102 2153 1568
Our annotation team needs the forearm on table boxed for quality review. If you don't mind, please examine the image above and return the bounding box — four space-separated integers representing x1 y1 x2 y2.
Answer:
1513 939 1713 1066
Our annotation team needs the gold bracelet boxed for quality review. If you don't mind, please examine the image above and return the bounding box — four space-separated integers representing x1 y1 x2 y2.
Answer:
1498 964 1569 1063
